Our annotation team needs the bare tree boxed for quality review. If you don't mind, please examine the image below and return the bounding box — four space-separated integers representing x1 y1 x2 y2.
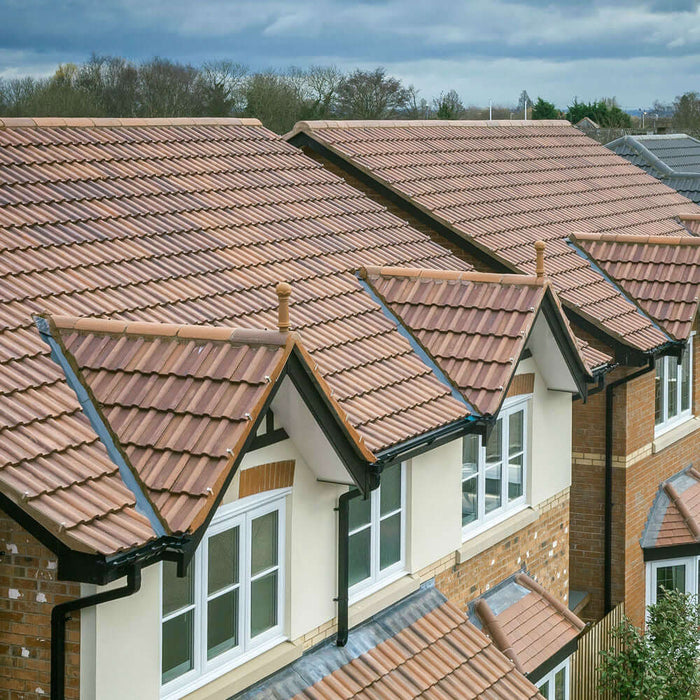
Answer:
672 92 700 136
432 89 465 119
200 61 248 116
137 58 205 117
243 71 304 134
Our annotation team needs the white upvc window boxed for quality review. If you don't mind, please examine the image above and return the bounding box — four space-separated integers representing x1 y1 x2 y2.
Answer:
537 658 570 700
655 337 693 435
348 462 405 598
462 396 528 534
160 491 286 697
646 556 699 608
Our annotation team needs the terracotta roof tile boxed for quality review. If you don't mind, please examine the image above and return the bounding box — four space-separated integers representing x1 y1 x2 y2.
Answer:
569 233 700 341
291 120 700 353
0 119 471 555
472 573 585 676
242 586 543 700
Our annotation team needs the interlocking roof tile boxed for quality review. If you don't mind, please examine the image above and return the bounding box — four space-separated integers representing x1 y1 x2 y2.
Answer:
569 233 700 341
289 120 700 353
241 585 544 699
0 118 473 557
471 573 585 676
641 466 700 550
359 266 589 416
44 315 375 537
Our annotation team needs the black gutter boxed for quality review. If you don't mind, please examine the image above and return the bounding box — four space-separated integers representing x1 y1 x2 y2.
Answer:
335 489 361 646
51 566 141 700
527 635 582 684
604 360 655 613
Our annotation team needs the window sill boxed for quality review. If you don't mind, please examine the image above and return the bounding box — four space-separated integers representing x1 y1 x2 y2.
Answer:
457 506 539 565
349 573 420 629
176 638 301 700
653 416 700 454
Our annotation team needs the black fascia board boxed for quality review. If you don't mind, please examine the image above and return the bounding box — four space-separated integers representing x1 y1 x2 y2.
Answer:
527 636 580 684
290 132 652 370
643 542 700 562
286 347 375 495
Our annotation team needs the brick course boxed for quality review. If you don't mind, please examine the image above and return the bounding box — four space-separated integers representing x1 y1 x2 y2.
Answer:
436 490 570 611
0 510 80 700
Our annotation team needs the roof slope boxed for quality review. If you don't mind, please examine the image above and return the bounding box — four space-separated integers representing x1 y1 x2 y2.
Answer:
641 466 700 550
359 266 589 416
570 233 700 341
607 134 700 205
0 118 473 555
289 120 700 353
241 585 544 699
472 574 585 676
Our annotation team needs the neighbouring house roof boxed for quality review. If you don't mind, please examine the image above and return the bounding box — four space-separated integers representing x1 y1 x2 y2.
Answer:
641 466 700 552
359 266 591 416
470 573 585 679
241 585 544 699
0 117 482 567
288 119 700 355
569 233 700 342
575 117 600 131
606 134 700 205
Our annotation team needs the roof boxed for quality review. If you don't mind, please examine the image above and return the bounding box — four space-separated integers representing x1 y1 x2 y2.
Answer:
470 573 585 678
569 233 700 341
606 134 700 205
359 266 590 416
241 585 544 699
641 466 700 551
575 117 600 130
289 119 700 354
0 117 478 560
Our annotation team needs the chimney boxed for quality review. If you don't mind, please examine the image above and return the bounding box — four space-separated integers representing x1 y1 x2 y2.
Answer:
534 240 546 282
276 282 292 332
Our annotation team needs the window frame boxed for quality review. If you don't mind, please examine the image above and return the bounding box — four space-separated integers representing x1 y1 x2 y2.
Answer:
646 556 697 609
655 336 694 437
160 489 288 699
536 657 571 699
348 462 406 601
462 394 529 538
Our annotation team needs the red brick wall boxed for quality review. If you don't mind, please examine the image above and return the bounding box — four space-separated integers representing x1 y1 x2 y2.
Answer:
0 510 80 699
436 490 570 611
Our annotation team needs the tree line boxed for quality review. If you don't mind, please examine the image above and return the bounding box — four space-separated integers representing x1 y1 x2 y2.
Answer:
1 55 698 136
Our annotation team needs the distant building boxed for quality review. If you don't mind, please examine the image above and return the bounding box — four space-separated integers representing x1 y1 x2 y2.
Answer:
574 116 600 134
607 133 700 204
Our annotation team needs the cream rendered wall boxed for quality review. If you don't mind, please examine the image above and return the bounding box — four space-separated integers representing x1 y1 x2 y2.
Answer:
407 438 463 572
519 356 573 507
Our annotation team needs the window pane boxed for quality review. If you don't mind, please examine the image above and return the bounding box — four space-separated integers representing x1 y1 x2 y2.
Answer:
348 528 371 586
162 560 193 616
380 463 401 516
538 680 550 699
508 454 523 501
668 358 679 419
463 433 479 471
162 610 194 684
485 463 502 514
509 410 524 455
207 589 238 659
380 512 401 570
554 667 567 700
485 420 502 463
462 475 478 526
655 360 665 425
250 571 277 637
656 564 685 600
208 527 239 595
681 346 691 413
348 494 371 531
251 511 277 576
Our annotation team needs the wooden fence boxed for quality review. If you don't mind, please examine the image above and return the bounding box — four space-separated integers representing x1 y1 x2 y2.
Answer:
571 603 625 700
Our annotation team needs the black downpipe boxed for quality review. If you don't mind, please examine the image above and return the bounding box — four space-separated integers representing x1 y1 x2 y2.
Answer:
51 566 141 700
335 489 361 646
604 361 654 613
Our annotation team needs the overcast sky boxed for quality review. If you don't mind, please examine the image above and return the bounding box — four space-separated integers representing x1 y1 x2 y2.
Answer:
1 0 698 109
